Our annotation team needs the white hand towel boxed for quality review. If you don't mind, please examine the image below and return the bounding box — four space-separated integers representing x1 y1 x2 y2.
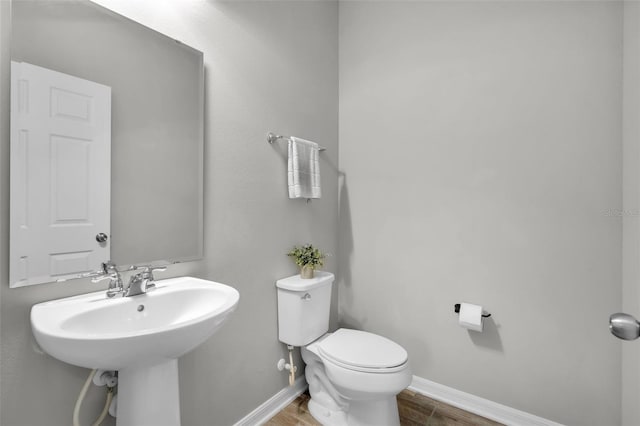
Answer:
288 137 321 199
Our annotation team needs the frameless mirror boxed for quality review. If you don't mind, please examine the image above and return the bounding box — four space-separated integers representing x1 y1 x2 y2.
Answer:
9 0 204 287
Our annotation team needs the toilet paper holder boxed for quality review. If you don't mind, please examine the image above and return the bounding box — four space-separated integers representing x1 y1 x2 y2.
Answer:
454 304 491 318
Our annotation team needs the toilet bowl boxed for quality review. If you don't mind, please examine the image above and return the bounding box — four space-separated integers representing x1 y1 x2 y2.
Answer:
276 272 411 426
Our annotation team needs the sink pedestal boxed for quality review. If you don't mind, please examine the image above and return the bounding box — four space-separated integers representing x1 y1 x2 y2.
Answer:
117 359 181 426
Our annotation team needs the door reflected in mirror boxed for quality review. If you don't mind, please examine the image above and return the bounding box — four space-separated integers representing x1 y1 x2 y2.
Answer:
10 61 112 286
9 0 204 287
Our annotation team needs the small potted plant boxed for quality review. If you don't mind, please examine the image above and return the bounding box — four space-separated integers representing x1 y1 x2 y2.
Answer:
287 244 326 279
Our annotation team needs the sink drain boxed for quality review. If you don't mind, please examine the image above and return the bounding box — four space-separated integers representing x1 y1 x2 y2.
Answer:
137 305 144 312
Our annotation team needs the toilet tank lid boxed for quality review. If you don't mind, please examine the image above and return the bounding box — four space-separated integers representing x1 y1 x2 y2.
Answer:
276 271 335 291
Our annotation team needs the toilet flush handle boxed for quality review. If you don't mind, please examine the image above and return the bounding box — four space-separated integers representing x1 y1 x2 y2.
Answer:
301 293 311 301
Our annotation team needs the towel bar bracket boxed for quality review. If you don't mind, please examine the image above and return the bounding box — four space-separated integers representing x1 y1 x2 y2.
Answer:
267 132 280 145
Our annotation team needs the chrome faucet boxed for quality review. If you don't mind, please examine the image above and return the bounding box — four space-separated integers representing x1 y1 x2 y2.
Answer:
88 261 124 298
124 266 167 297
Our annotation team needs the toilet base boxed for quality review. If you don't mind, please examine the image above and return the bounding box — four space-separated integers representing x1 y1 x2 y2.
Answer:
308 395 401 426
348 397 401 426
308 398 347 426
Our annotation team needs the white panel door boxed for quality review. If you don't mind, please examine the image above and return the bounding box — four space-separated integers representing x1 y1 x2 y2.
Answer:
10 61 111 287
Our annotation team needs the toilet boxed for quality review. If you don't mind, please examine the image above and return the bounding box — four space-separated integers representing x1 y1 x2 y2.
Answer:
276 271 411 426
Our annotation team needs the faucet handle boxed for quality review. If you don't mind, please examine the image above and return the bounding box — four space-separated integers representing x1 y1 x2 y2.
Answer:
141 266 166 291
82 260 119 278
80 261 124 297
80 269 108 279
80 270 101 278
129 264 167 272
80 260 118 283
101 260 119 274
91 274 115 284
124 265 166 297
140 265 167 279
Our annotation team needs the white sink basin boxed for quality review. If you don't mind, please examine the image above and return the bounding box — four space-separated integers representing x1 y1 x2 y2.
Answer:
30 276 239 426
31 276 239 369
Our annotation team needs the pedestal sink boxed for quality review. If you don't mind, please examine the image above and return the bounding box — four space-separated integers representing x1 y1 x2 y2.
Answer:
31 276 240 426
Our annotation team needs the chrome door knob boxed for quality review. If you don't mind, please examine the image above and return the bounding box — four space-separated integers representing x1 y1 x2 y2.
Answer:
609 313 640 340
96 233 108 243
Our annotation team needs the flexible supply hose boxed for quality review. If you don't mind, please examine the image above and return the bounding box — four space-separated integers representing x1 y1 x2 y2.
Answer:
73 369 114 426
93 388 113 426
288 348 295 386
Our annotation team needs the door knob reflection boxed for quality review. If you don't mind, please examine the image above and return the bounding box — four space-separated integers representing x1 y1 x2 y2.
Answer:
609 313 640 340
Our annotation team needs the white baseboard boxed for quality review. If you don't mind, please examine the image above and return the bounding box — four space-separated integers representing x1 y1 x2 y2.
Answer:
233 373 562 426
234 376 307 426
409 375 564 426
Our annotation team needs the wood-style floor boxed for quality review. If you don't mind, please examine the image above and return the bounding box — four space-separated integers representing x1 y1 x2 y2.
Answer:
266 389 503 426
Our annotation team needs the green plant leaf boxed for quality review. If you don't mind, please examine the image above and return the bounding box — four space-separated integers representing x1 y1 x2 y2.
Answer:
286 244 326 268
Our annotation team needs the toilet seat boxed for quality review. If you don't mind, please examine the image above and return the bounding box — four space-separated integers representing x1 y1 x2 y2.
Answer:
317 329 408 373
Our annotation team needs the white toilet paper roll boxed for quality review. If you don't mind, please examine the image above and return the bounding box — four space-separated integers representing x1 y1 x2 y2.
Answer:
459 302 483 332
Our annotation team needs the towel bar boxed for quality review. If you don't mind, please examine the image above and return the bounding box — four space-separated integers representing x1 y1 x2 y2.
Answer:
267 132 327 152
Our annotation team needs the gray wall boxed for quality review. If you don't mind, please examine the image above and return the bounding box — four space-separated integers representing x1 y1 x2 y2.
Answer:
338 2 622 425
0 1 338 425
622 2 640 425
1 0 634 425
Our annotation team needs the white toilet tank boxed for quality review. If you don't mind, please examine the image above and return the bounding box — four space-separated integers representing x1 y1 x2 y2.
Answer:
276 271 334 346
